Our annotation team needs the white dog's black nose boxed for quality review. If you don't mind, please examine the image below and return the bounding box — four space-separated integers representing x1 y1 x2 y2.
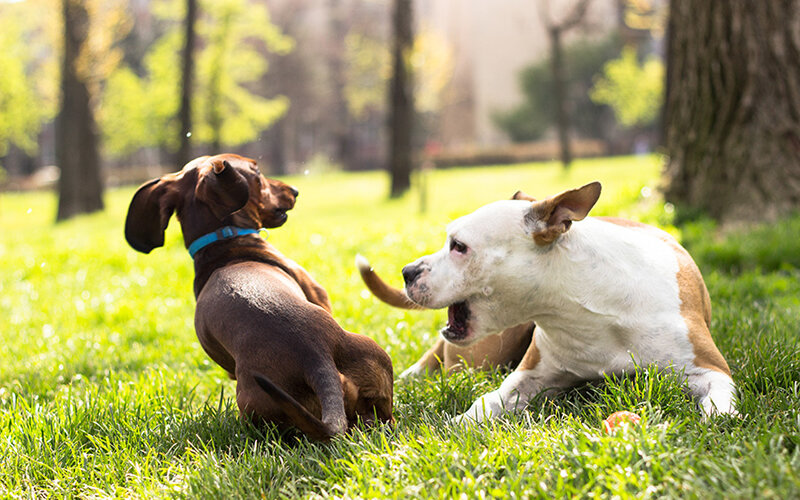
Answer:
402 264 423 285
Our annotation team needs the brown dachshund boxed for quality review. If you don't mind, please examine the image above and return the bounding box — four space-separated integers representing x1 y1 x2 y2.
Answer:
124 154 393 440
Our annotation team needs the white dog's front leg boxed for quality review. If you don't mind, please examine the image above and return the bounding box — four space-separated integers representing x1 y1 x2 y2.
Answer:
686 369 737 418
452 369 563 424
399 359 433 379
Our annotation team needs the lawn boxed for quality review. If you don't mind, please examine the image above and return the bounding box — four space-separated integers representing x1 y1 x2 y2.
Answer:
1 155 798 498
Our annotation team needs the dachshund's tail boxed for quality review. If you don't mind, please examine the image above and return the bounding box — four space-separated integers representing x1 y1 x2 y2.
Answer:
253 373 335 441
355 254 425 310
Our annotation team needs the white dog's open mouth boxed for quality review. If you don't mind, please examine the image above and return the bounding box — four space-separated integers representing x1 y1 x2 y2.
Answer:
441 301 470 342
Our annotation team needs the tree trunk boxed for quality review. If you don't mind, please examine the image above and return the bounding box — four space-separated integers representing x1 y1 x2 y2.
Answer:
664 0 800 222
327 0 353 169
208 65 223 154
388 0 414 198
56 0 104 222
268 117 287 175
550 27 573 169
176 0 197 169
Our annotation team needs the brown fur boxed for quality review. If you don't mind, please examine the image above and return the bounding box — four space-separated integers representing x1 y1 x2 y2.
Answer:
125 154 393 440
403 324 534 375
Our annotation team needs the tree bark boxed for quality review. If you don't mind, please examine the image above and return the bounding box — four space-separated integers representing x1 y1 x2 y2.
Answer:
388 0 414 198
327 0 353 169
540 0 591 170
176 0 197 169
664 0 800 222
56 0 104 222
550 27 572 168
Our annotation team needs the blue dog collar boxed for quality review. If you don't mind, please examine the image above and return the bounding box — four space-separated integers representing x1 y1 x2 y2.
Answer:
187 226 262 258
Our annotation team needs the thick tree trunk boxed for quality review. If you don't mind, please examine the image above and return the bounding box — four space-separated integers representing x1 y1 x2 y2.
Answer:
176 0 197 169
388 0 414 198
664 0 800 221
56 0 104 222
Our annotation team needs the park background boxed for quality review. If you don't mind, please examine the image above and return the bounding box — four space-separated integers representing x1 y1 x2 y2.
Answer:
1 0 800 498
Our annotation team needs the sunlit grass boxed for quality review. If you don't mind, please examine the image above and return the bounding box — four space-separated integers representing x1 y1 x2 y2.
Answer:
1 155 799 498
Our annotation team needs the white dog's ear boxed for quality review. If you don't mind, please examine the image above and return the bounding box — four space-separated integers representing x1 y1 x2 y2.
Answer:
511 190 536 201
525 181 601 245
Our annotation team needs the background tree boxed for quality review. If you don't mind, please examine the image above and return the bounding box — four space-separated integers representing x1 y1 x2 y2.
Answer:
327 0 353 169
410 29 454 143
0 0 59 177
257 0 306 175
494 34 618 145
100 0 291 162
57 0 129 221
193 0 293 152
388 0 414 198
176 0 197 169
56 0 103 221
590 45 663 148
0 13 51 171
663 0 800 221
345 28 452 132
539 0 592 169
100 30 182 157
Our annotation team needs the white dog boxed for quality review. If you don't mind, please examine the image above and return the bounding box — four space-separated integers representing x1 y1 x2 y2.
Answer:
399 181 736 422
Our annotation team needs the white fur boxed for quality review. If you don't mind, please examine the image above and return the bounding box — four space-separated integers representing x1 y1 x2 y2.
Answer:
404 199 737 421
399 359 429 379
355 253 371 273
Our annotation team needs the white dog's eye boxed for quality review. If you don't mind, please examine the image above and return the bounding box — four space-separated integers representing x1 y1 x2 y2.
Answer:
450 239 468 254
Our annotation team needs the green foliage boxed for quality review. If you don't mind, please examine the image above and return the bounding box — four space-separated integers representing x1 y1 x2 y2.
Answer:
194 0 292 148
99 0 292 157
344 28 454 119
590 46 664 128
0 33 43 156
494 34 620 143
100 32 182 155
0 1 58 157
1 156 799 497
344 32 390 119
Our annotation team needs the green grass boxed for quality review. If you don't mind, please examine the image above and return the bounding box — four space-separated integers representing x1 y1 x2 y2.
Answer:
1 155 799 498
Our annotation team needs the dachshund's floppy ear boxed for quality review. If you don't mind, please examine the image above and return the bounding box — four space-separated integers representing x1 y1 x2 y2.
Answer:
125 176 181 253
195 159 250 221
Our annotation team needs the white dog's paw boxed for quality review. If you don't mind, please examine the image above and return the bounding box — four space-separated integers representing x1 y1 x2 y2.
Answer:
449 412 472 426
449 410 489 426
699 397 740 420
450 394 506 426
399 361 429 379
